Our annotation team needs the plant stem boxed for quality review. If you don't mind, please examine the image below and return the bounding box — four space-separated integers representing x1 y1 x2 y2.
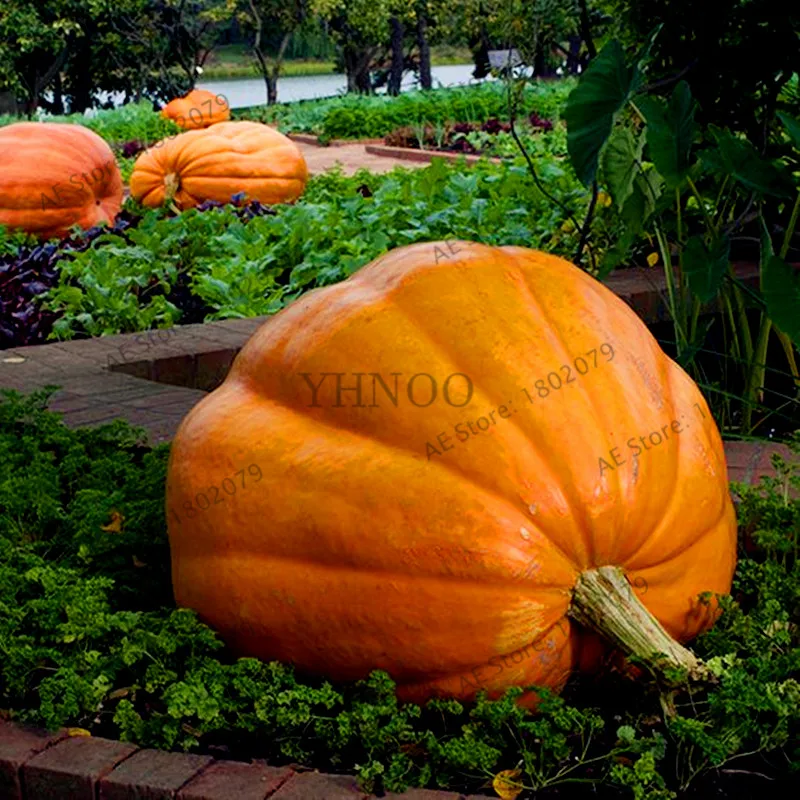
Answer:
687 176 715 235
569 566 707 684
779 190 800 259
654 222 686 354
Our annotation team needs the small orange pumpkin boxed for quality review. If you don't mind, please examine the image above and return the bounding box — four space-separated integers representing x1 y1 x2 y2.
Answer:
0 122 123 240
166 242 736 706
129 121 308 210
161 89 230 130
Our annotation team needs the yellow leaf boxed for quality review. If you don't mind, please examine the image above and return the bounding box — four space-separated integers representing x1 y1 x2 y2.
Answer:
101 510 124 533
560 219 575 233
597 191 612 207
493 769 524 800
646 252 659 267
66 727 91 737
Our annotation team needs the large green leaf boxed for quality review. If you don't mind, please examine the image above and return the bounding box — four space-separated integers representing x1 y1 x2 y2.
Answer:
777 112 800 150
763 255 800 345
636 81 696 188
599 168 664 278
701 127 794 197
683 234 731 303
564 41 638 187
601 127 644 210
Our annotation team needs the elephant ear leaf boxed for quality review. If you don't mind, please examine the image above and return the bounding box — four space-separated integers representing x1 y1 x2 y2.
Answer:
564 28 660 187
777 112 800 149
683 234 730 303
701 126 794 197
601 127 645 210
565 41 640 187
763 255 800 346
636 81 697 189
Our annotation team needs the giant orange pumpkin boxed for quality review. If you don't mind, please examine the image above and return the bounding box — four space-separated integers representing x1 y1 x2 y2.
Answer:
0 123 123 240
130 121 308 210
161 89 230 130
166 242 736 705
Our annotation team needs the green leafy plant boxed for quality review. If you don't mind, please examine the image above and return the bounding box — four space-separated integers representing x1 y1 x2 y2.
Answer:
42 158 585 339
562 37 800 436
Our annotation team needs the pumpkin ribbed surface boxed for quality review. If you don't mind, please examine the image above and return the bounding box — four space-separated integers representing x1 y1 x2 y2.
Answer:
161 89 230 130
129 121 308 209
0 122 123 239
166 242 736 704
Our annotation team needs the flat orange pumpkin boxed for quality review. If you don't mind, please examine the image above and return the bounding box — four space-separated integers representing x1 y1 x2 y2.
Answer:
166 242 737 705
0 122 123 240
129 121 308 210
161 89 230 130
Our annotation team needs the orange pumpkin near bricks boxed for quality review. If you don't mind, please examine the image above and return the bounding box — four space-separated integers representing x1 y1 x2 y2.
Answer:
166 241 736 706
130 121 308 210
0 122 123 240
160 88 230 130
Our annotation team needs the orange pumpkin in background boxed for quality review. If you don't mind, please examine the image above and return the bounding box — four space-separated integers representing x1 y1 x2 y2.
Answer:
161 89 230 130
0 122 123 240
130 121 308 210
166 241 737 706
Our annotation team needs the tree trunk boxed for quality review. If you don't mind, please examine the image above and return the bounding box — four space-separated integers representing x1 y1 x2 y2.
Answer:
52 72 65 115
578 0 596 61
388 17 404 96
533 40 548 77
416 9 432 90
470 26 491 80
566 35 582 74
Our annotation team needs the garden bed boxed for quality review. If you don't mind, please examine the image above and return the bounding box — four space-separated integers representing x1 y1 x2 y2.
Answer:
0 387 798 799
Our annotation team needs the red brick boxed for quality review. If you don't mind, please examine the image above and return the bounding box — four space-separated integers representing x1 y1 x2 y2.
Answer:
61 404 132 428
151 354 197 388
24 735 138 800
180 323 253 349
752 442 794 485
98 749 213 800
178 761 292 800
270 771 369 799
0 721 68 800
194 349 238 391
47 391 97 415
381 789 462 800
124 389 203 410
109 359 154 380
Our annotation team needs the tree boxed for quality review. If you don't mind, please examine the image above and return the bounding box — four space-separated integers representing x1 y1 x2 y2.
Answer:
0 0 234 115
415 2 432 90
0 0 88 115
232 0 308 105
312 0 392 93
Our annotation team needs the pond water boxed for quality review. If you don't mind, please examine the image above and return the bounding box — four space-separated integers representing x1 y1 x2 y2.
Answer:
197 64 491 109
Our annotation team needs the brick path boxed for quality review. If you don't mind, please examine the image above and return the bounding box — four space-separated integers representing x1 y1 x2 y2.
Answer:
295 141 429 175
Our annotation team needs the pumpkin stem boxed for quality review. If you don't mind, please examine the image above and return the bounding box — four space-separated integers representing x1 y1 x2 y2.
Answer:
164 172 180 202
568 566 709 686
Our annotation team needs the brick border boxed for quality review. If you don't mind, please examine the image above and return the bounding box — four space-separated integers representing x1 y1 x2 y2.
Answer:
364 144 503 165
287 133 386 148
0 721 480 800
